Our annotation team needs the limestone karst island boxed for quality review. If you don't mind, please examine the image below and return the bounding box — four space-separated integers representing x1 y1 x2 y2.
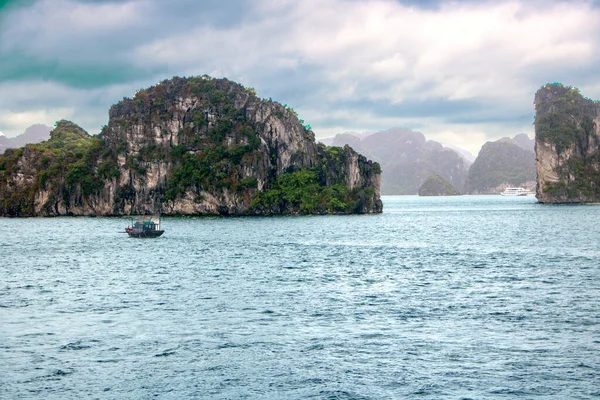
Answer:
535 83 600 203
2 79 600 213
0 76 382 217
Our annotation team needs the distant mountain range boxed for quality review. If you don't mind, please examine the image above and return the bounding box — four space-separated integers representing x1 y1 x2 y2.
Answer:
511 133 535 153
0 124 51 154
320 130 535 195
325 128 470 195
442 143 476 164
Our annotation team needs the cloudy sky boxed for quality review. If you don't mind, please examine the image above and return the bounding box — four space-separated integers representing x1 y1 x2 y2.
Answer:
1 0 600 155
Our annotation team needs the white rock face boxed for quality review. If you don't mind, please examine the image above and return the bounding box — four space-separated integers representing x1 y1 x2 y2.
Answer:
345 152 360 190
536 141 563 186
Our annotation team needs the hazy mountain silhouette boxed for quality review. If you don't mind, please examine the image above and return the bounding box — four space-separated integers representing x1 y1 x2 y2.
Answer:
328 128 469 195
0 124 52 153
511 133 535 153
442 143 476 164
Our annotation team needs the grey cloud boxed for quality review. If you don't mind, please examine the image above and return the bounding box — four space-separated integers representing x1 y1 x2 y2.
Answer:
0 0 251 88
1 0 600 155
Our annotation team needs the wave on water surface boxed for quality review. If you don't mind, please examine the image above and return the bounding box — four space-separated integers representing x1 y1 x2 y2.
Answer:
1 196 598 399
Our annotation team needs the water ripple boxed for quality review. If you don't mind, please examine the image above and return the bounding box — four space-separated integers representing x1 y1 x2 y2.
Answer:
1 196 599 399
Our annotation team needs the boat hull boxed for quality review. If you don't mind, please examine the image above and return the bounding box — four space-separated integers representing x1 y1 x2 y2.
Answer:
125 215 164 238
125 229 164 238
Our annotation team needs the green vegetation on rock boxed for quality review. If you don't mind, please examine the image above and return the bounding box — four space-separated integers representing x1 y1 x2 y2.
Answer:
535 84 598 153
250 145 378 214
250 169 352 214
0 120 106 215
0 75 382 216
535 83 600 203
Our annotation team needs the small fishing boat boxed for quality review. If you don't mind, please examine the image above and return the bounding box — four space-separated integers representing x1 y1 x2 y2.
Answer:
125 216 164 238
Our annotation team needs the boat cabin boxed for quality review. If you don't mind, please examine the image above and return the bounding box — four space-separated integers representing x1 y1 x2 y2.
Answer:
125 216 165 238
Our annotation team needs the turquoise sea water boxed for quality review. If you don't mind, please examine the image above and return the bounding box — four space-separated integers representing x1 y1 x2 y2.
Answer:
1 195 599 399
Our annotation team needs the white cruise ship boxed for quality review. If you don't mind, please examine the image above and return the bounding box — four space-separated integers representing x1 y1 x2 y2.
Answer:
501 187 530 196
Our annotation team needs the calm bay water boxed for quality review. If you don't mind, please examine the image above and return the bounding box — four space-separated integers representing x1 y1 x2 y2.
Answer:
1 195 599 399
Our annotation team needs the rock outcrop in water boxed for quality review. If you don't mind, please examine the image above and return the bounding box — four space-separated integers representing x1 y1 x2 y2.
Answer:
0 76 382 216
535 83 600 203
418 175 460 196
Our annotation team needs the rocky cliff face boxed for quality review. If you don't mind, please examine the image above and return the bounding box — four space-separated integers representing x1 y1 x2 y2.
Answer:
535 84 600 203
0 76 382 216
